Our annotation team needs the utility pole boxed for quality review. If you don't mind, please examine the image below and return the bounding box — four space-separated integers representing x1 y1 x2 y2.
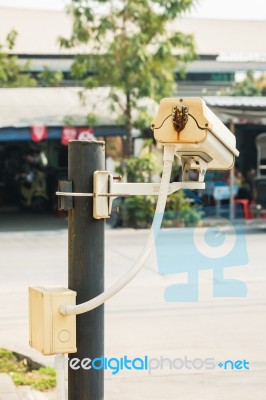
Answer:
68 140 105 400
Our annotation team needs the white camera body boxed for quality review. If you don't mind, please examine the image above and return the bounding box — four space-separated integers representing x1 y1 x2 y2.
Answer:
151 97 239 170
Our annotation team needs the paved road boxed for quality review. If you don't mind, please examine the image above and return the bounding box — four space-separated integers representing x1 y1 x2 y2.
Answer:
0 215 266 399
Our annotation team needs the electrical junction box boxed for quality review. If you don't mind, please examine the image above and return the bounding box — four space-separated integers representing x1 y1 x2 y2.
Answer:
29 286 77 355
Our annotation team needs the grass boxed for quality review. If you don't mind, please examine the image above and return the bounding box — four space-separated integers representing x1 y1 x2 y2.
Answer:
0 348 56 391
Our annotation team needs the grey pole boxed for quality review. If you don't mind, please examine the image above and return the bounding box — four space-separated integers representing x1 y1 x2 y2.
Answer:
68 140 105 400
229 122 236 221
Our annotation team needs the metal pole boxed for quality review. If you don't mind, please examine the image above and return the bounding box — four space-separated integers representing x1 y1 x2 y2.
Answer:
68 140 105 400
229 122 236 221
229 165 235 221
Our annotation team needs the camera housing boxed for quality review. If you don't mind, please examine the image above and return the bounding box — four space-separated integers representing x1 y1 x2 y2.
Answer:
151 97 239 170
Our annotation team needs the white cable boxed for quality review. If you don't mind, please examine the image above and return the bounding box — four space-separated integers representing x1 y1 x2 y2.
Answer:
60 145 176 316
55 353 66 400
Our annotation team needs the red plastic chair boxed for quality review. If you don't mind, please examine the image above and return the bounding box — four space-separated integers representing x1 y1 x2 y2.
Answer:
234 199 252 220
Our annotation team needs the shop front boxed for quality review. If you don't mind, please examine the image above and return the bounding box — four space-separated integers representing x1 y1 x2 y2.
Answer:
0 87 127 212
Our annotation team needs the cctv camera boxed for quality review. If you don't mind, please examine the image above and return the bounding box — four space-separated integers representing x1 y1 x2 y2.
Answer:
151 97 239 171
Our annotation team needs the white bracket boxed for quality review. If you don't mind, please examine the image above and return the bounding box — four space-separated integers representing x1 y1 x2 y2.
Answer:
181 155 208 183
93 171 205 219
56 168 206 219
93 171 110 219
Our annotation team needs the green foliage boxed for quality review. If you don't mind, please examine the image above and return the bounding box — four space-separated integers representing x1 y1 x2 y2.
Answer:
164 191 204 227
38 67 63 87
122 195 155 228
232 71 261 96
63 115 76 126
257 74 266 96
60 0 197 155
118 154 156 183
63 112 98 127
86 112 98 126
115 140 201 227
12 366 56 391
115 140 160 182
0 30 36 87
0 348 56 391
0 348 22 373
134 106 154 131
220 70 266 96
116 141 159 227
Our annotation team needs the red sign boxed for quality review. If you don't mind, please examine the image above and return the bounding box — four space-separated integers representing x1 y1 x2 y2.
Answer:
77 128 95 141
31 125 47 142
61 127 78 145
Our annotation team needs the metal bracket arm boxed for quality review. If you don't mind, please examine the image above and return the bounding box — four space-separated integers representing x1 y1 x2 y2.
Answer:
94 171 205 219
110 181 205 196
56 172 205 218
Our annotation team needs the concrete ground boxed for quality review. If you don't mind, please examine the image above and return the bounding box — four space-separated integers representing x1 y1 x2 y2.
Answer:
0 373 20 400
0 213 266 399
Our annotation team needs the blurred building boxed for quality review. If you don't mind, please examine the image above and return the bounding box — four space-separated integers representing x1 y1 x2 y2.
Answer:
0 7 266 210
1 8 266 93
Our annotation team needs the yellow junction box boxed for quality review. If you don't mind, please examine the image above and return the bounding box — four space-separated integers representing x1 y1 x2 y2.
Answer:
29 286 77 355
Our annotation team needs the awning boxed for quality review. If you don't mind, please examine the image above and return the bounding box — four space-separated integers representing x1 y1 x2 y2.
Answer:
0 87 157 129
204 96 266 124
0 126 126 142
0 87 119 128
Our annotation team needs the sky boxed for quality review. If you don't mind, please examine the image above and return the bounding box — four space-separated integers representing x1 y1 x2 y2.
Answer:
0 0 265 20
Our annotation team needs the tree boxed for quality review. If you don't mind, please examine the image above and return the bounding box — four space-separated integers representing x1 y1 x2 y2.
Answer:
256 74 266 96
60 0 196 156
0 30 36 87
38 67 63 87
222 70 266 97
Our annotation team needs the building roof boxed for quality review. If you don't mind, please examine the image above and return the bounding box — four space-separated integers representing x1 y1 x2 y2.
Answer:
1 7 266 56
0 87 113 128
204 96 266 124
204 96 266 109
0 87 157 128
0 86 265 129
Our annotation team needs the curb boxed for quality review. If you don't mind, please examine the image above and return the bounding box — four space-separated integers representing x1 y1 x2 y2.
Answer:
0 373 20 400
